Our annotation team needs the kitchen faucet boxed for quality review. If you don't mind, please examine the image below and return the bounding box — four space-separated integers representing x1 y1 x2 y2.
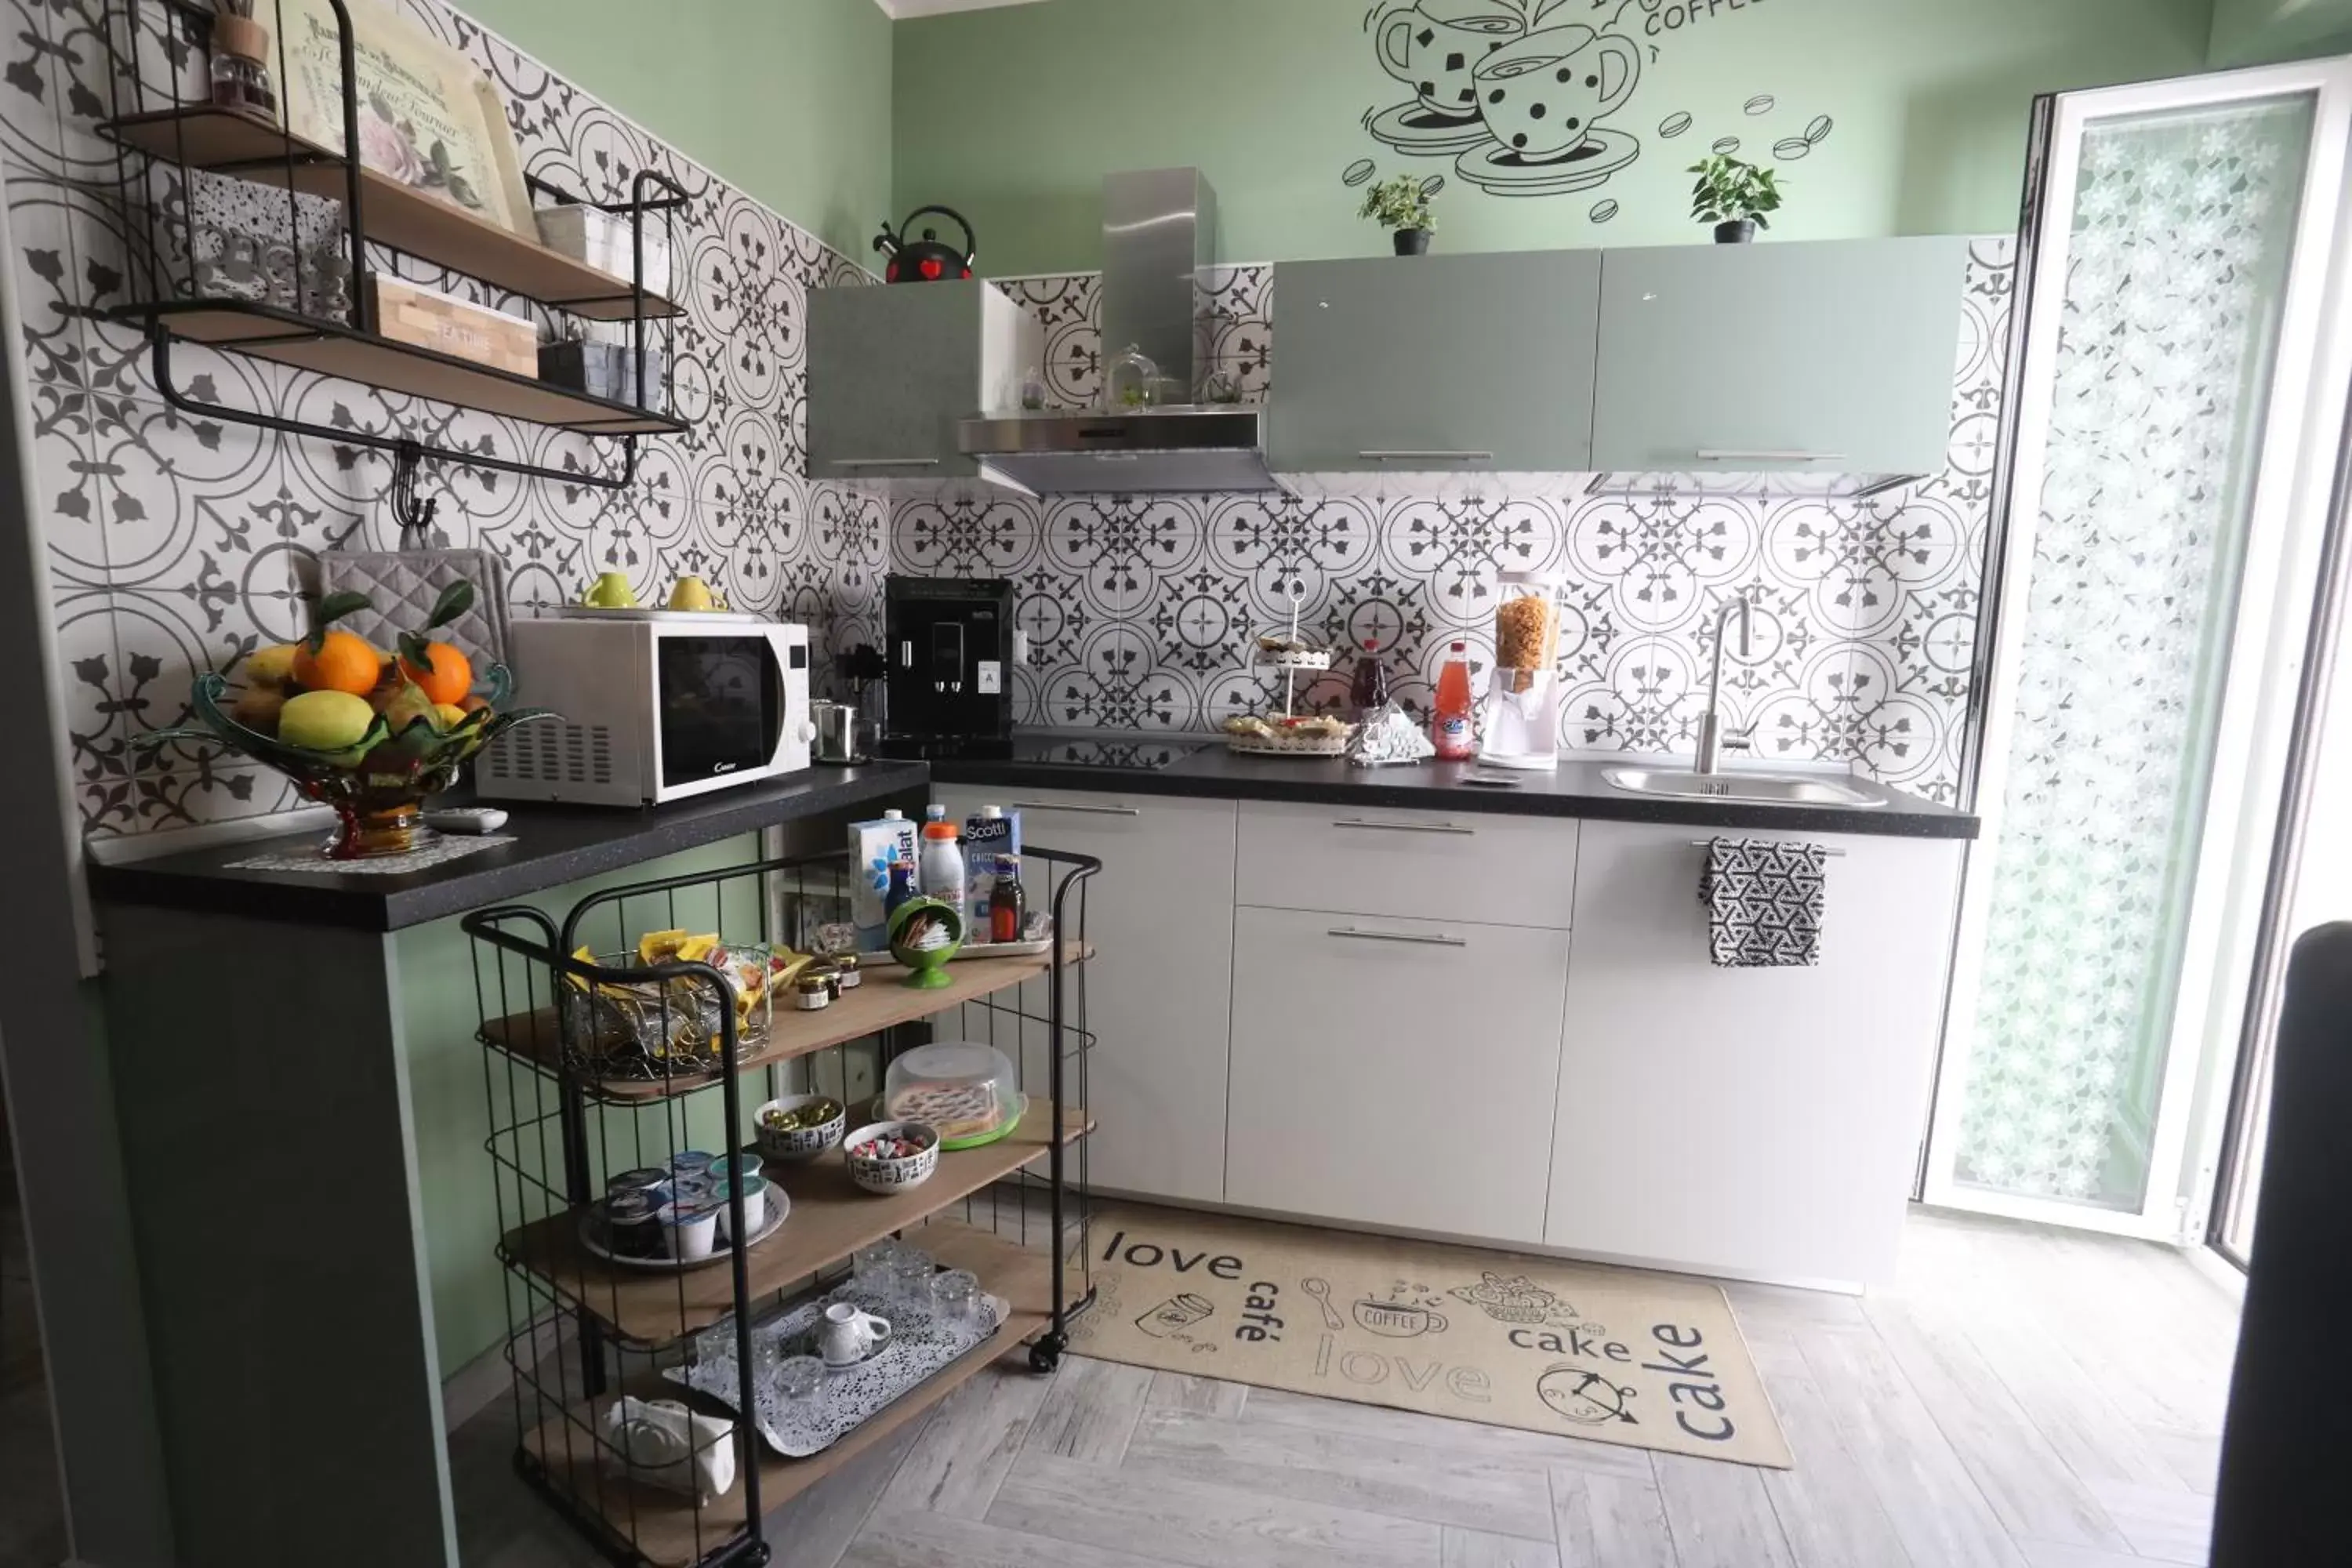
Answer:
1695 591 1755 775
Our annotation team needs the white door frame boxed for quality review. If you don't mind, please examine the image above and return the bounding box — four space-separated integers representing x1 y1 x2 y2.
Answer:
1926 57 2352 1240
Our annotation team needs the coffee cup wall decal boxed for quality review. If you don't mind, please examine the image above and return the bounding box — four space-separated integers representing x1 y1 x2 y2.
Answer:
1356 0 1813 209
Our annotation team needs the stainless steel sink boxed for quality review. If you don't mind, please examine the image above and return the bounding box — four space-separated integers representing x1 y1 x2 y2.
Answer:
1602 767 1890 808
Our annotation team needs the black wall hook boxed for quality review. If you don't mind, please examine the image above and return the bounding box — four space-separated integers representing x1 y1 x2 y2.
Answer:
390 440 441 550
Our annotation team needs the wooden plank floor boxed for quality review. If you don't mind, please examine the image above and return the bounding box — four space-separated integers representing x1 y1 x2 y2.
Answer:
445 1206 2240 1567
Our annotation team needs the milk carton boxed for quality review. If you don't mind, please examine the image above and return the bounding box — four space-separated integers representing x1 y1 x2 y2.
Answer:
848 810 917 949
963 805 1022 930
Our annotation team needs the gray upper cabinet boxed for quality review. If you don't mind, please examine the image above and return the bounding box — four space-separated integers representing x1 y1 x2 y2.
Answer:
1589 236 1969 477
806 281 1036 480
1269 251 1601 474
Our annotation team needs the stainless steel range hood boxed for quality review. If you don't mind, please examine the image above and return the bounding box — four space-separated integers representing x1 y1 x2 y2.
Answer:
959 169 1279 495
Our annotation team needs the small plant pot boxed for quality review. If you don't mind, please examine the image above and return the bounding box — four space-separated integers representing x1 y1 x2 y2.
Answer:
1714 220 1758 245
1392 227 1432 256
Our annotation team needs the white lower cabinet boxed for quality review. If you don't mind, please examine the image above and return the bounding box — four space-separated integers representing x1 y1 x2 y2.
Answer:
1541 821 1965 1287
932 788 1238 1203
1225 906 1568 1245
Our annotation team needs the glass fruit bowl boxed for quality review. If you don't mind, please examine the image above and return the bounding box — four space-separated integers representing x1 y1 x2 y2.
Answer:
138 665 554 858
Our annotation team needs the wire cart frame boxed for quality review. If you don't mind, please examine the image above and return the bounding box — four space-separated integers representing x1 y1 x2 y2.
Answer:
464 845 1099 1568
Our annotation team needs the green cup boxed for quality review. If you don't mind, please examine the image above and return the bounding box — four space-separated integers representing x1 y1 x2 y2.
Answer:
887 897 965 989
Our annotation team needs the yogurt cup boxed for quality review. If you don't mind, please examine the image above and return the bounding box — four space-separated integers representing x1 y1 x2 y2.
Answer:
657 1200 718 1261
710 1175 768 1243
604 1191 662 1258
669 1149 717 1181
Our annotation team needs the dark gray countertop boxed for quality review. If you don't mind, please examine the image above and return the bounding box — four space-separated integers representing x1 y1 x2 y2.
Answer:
87 762 931 932
931 743 1978 839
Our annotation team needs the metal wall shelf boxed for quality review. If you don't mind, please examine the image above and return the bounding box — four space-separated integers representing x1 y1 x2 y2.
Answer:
103 103 685 321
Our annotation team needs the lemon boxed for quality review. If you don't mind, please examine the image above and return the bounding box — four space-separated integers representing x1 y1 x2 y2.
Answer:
243 642 302 689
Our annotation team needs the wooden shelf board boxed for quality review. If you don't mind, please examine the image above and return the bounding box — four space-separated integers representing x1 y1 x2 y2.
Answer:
517 1221 1058 1568
478 942 1090 1103
126 302 683 434
103 105 683 320
501 1101 1091 1345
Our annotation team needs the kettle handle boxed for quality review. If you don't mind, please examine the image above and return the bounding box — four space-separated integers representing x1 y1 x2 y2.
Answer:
900 204 977 267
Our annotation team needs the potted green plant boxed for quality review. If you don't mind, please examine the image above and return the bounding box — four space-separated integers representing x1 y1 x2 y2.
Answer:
1688 154 1783 243
1359 174 1436 256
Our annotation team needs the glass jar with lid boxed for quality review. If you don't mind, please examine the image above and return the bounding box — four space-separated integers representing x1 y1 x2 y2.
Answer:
1104 344 1160 411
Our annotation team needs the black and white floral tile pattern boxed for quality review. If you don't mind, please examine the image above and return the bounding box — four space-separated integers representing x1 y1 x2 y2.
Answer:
891 241 2012 804
4 0 880 836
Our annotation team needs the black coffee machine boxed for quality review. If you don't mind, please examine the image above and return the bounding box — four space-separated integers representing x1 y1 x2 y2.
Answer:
880 575 1016 759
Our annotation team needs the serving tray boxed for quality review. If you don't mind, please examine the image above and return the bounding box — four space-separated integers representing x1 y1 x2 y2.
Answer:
666 1282 1007 1457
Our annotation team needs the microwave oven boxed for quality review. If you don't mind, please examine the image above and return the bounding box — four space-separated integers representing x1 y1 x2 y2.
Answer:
477 614 815 806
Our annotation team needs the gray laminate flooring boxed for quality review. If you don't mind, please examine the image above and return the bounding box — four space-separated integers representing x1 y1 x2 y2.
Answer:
451 1207 2241 1568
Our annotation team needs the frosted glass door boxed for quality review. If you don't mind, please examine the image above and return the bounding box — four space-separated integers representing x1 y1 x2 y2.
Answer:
1928 64 2352 1237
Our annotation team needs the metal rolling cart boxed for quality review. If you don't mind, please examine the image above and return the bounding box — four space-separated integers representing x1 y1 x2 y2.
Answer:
464 845 1100 1568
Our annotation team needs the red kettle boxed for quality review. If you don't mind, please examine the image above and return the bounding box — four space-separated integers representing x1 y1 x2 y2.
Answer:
873 205 976 283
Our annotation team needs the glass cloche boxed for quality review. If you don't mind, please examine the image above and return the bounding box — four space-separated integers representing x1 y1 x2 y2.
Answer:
880 1041 1024 1149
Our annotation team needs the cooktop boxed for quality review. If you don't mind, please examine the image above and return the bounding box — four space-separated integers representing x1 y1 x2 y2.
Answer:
1009 737 1207 771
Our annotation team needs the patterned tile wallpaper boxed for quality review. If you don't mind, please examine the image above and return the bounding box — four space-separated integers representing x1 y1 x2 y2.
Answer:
892 240 2014 804
4 0 884 837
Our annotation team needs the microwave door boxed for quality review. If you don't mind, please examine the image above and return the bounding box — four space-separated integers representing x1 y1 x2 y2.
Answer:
655 634 783 792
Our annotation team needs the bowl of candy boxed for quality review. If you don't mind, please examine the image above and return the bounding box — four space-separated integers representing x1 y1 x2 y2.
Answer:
132 583 554 859
756 1094 848 1162
843 1120 940 1194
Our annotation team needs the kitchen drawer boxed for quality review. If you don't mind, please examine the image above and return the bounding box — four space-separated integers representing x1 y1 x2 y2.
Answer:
1225 906 1568 1244
1236 800 1576 928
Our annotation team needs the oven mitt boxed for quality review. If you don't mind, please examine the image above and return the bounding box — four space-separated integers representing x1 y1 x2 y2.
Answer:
317 549 512 673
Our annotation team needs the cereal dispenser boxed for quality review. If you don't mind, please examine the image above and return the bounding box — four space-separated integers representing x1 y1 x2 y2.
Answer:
1479 570 1564 770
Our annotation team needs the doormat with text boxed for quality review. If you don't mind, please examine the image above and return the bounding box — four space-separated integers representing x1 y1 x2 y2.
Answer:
1071 1203 1791 1468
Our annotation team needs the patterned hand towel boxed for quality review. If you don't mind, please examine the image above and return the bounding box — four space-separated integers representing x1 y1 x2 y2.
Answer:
1699 838 1828 967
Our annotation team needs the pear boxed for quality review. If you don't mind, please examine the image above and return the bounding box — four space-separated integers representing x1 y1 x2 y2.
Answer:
230 684 288 734
381 681 440 734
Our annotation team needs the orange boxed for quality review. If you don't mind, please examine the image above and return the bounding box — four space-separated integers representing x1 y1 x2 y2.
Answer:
400 641 473 706
292 630 383 696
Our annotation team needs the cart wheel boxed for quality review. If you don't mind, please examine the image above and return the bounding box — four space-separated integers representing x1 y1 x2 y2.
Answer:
1029 1333 1066 1374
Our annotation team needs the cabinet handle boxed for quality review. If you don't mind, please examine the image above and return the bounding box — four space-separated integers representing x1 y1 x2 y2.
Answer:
1693 449 1847 463
834 457 942 469
1330 818 1473 836
1359 450 1494 463
1327 926 1468 948
1011 800 1141 817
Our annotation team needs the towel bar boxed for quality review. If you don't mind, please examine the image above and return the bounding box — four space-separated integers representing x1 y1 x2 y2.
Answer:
1686 838 1848 857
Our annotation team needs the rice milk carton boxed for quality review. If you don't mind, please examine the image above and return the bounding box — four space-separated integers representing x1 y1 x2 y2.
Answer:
963 805 1022 930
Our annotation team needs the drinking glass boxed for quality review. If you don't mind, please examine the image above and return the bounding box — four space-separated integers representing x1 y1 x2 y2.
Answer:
776 1355 824 1402
891 1249 935 1311
852 1239 901 1296
930 1269 981 1328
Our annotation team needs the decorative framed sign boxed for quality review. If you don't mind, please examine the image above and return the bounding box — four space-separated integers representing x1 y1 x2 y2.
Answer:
275 0 535 238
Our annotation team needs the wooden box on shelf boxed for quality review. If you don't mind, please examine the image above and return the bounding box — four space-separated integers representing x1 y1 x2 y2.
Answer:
366 274 537 379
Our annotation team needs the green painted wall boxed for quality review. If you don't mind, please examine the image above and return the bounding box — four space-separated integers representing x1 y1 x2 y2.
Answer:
2211 0 2352 61
457 0 893 261
892 0 2215 274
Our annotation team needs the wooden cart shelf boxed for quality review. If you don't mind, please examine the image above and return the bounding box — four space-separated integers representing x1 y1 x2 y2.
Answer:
478 942 1092 1104
111 299 687 436
517 1219 1064 1568
102 104 684 320
500 1100 1092 1345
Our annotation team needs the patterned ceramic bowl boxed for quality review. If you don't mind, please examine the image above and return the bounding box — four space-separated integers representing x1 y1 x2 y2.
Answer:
136 666 553 858
756 1094 848 1162
843 1120 940 1195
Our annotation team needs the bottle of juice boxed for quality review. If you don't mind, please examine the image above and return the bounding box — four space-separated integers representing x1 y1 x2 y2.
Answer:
1432 641 1475 760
